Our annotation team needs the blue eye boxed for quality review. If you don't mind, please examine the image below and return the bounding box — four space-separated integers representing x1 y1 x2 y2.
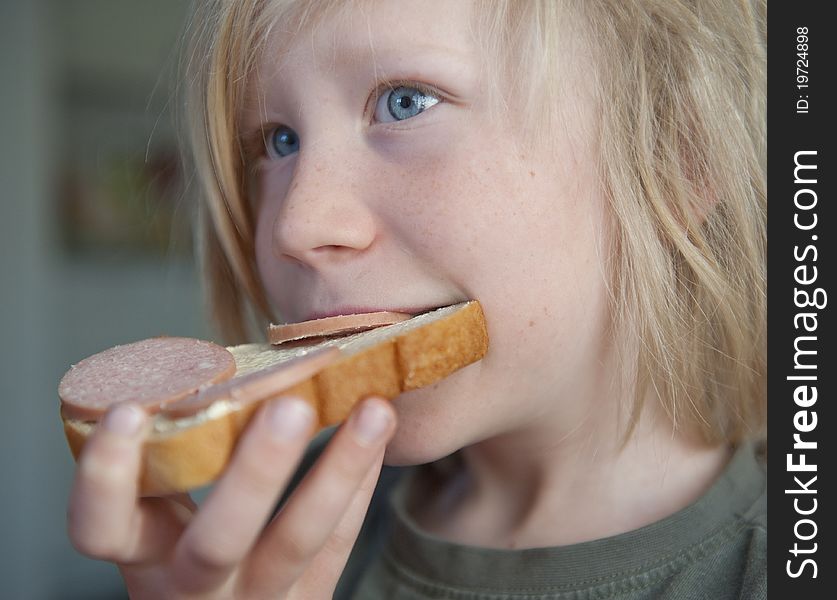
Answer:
375 85 440 123
269 125 299 157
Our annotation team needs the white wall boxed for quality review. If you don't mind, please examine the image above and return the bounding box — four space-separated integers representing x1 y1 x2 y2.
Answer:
0 1 208 597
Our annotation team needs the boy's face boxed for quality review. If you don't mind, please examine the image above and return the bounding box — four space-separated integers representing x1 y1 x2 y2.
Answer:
245 0 614 464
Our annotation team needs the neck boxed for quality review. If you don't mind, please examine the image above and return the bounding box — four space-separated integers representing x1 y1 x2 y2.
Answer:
410 404 732 549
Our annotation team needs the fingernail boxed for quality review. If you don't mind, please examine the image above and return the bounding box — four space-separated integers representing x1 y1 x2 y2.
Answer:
103 403 145 436
350 399 392 446
265 398 314 441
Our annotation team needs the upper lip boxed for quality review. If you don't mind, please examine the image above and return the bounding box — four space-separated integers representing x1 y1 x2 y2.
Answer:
302 304 443 322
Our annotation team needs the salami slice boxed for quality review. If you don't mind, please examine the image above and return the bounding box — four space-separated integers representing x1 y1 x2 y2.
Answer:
268 311 411 345
59 337 236 421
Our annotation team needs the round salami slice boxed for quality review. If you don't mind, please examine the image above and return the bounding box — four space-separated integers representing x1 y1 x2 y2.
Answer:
59 337 236 421
268 311 411 345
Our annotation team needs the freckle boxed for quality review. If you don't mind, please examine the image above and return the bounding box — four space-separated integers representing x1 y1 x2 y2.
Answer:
528 320 534 327
529 171 536 178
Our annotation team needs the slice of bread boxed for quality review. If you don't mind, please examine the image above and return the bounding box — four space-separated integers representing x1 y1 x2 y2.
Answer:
61 300 487 495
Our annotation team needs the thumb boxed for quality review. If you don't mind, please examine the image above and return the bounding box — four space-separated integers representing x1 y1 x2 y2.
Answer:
291 449 386 598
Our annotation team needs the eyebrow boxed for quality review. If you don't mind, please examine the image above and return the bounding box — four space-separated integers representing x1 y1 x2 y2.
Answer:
341 39 473 68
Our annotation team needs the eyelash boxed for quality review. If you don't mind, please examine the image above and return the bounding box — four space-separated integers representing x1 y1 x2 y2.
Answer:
245 79 445 163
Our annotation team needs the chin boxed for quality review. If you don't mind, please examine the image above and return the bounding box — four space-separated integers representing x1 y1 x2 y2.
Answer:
381 381 478 467
379 356 501 466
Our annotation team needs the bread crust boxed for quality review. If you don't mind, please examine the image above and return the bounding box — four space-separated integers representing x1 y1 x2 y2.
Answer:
62 300 488 496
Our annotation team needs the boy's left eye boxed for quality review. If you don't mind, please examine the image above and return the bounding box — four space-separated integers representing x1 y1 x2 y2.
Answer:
269 125 300 158
374 85 440 123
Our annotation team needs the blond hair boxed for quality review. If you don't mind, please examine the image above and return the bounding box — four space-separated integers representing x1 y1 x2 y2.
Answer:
180 0 766 445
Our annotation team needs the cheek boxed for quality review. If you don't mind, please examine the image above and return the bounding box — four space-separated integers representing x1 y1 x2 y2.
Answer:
252 170 291 304
386 136 601 295
369 136 512 263
254 202 272 270
374 126 611 345
254 216 272 293
437 145 612 389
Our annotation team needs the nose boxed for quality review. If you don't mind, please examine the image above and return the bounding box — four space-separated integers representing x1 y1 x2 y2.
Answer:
270 141 378 267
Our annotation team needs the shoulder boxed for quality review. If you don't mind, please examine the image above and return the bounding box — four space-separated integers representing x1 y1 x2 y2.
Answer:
662 452 767 600
672 511 766 599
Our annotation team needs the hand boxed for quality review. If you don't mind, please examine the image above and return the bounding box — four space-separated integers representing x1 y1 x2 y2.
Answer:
67 395 397 599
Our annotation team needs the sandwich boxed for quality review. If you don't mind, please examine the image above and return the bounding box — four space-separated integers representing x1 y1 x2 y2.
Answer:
58 301 488 495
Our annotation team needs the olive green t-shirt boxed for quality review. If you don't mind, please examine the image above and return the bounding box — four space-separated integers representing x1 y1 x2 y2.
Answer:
336 442 766 600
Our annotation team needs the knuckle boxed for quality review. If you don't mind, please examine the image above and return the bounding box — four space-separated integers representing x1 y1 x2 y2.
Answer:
78 457 126 489
274 529 316 565
233 456 285 498
315 478 352 510
231 432 300 494
179 537 236 573
78 444 135 489
328 448 372 485
68 527 124 561
66 502 124 561
322 528 354 558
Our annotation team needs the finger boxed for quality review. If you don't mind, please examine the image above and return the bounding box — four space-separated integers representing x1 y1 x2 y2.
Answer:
116 496 197 591
171 396 316 594
117 494 195 565
67 403 146 561
68 404 196 565
244 397 396 592
292 449 385 598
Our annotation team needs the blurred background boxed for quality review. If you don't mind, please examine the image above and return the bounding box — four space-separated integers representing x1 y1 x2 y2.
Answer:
1 1 212 597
